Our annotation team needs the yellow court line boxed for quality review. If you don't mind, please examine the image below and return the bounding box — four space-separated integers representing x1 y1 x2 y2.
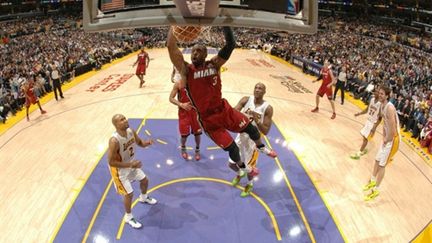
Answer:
262 135 317 243
48 147 109 243
156 139 167 144
207 146 221 150
268 53 432 168
81 180 113 243
0 50 140 136
273 123 349 242
116 177 282 241
145 130 151 136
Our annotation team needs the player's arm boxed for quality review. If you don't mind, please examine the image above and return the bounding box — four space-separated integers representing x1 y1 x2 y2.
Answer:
211 27 235 69
255 105 273 135
313 72 322 83
171 67 175 83
132 129 153 148
167 27 187 88
354 106 369 117
234 96 249 111
169 82 181 106
169 82 192 111
384 105 397 144
146 53 150 68
108 138 135 168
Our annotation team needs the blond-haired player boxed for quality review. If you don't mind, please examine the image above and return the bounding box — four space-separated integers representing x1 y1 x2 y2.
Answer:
363 86 400 201
108 114 157 228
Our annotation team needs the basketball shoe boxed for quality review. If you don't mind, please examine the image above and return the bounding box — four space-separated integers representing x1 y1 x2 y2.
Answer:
362 180 376 191
364 189 380 201
124 215 142 229
181 147 188 160
194 149 201 161
258 146 277 158
231 170 246 186
139 195 158 205
241 183 254 197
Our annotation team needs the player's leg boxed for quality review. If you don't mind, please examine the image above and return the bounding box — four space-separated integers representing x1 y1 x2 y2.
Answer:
190 111 202 161
241 150 259 197
223 102 277 158
240 122 277 158
327 89 336 119
194 133 201 160
312 87 324 112
136 170 157 205
118 178 142 228
179 112 190 159
36 101 46 114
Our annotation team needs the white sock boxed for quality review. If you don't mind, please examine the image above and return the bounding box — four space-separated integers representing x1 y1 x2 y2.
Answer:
374 186 379 191
141 193 148 199
125 213 133 221
371 176 376 182
247 180 253 186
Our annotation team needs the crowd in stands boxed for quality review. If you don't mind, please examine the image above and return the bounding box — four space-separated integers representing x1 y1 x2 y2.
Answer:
261 16 432 152
2 13 432 154
0 14 144 123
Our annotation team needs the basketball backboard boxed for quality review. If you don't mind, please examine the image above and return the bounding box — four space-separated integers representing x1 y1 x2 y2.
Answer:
84 0 317 34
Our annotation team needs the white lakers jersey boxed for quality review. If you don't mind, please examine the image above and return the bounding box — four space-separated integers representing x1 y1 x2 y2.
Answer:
112 128 135 166
382 102 401 140
367 96 381 123
235 96 270 162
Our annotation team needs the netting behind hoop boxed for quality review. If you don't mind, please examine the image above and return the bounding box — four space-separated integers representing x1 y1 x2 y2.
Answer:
174 26 219 47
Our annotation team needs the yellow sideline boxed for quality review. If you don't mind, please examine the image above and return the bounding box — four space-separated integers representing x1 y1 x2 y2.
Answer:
411 220 432 243
0 50 140 136
267 54 432 168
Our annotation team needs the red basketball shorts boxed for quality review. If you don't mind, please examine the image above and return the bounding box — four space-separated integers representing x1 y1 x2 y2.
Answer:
199 99 250 149
136 65 146 75
178 109 201 136
317 85 333 98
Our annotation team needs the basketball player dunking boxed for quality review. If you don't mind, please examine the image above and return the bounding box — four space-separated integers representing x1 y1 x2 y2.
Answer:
132 49 150 88
311 60 336 119
167 26 277 175
363 86 400 201
108 114 157 228
169 66 202 161
23 76 47 121
230 82 274 197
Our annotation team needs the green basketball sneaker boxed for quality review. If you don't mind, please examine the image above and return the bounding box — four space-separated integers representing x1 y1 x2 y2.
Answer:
231 171 246 186
240 184 254 197
362 180 376 191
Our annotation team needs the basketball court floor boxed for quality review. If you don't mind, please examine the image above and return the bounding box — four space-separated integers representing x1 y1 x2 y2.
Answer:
0 48 431 242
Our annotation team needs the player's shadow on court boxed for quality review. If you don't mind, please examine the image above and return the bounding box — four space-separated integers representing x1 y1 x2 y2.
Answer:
142 202 208 229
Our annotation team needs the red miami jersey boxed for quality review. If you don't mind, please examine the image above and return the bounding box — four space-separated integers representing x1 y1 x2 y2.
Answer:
178 87 190 103
186 61 222 115
137 52 148 65
321 67 332 86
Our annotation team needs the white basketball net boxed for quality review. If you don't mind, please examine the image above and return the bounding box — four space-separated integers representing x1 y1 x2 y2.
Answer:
172 26 215 45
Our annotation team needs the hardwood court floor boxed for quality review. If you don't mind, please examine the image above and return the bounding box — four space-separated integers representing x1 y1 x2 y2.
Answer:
0 48 431 242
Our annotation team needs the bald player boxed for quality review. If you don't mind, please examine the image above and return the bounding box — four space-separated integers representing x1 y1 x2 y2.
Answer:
108 114 157 229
